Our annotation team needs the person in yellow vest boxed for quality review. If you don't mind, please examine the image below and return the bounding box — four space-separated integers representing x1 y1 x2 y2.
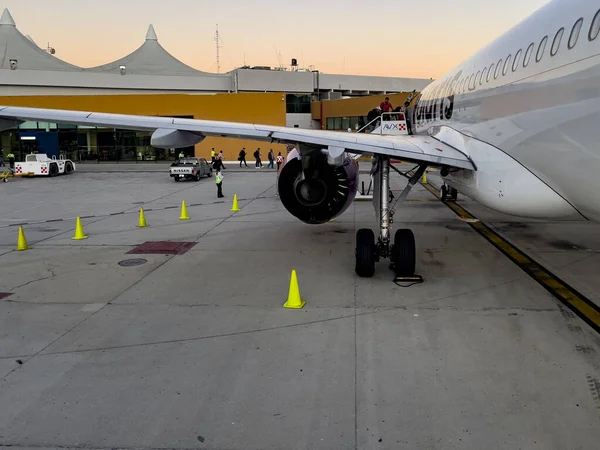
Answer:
7 152 15 173
215 168 224 198
211 148 216 163
178 151 184 160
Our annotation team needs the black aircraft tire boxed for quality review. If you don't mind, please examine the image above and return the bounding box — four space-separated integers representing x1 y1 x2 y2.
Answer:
355 228 376 277
440 184 448 202
392 229 416 276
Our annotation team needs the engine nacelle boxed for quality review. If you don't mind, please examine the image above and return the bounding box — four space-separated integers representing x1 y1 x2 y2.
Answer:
277 148 358 224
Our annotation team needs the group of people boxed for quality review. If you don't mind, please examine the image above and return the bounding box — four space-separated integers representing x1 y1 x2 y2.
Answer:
365 97 413 133
236 147 284 169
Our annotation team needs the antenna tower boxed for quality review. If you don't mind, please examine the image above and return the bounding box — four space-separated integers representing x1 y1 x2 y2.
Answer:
215 24 220 74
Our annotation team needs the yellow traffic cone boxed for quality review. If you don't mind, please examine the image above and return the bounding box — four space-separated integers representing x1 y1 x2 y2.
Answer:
138 208 148 227
231 194 240 212
422 172 427 183
72 217 88 240
283 270 306 309
16 226 28 251
179 200 190 220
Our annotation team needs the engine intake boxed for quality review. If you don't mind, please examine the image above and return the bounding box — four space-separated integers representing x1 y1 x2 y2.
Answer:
277 149 358 224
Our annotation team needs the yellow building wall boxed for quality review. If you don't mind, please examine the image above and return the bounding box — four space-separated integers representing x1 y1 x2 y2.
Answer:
0 92 288 159
313 92 418 128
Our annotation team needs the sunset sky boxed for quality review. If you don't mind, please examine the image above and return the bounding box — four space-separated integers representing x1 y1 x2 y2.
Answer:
3 0 551 79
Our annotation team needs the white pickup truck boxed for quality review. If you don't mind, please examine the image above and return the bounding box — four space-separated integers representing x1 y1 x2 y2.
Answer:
169 157 212 182
14 154 76 177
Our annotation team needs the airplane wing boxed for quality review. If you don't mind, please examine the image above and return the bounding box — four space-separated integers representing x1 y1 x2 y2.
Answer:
0 106 476 170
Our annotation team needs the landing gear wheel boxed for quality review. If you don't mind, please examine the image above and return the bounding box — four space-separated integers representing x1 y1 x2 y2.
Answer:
448 187 458 201
440 184 448 202
391 229 416 276
355 228 376 277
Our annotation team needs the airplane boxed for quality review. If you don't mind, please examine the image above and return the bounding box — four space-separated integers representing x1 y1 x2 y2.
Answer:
0 0 598 279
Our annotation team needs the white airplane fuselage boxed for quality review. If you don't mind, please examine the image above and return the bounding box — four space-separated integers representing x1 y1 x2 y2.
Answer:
411 0 600 221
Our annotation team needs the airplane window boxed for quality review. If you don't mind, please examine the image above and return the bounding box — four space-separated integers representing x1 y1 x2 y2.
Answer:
590 9 600 41
487 63 494 82
536 35 548 62
502 54 512 75
551 27 564 56
494 59 502 79
512 49 522 71
569 18 584 49
523 43 534 67
481 67 488 84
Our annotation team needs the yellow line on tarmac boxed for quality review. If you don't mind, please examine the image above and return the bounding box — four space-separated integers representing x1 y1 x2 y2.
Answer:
421 180 600 334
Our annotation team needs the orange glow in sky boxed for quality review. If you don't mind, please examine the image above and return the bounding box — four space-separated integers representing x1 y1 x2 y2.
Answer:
2 0 551 79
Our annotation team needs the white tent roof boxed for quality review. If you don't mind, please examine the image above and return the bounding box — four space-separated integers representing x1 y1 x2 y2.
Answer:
86 25 211 76
0 8 82 71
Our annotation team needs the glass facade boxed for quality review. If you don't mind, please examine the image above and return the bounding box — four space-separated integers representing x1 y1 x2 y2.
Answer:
326 116 367 131
286 94 312 114
0 117 195 163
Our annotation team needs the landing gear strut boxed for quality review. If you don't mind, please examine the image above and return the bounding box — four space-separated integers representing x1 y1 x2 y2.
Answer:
355 157 426 278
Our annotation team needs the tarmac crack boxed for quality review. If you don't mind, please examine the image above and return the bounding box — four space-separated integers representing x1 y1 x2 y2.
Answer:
0 305 589 362
35 312 360 357
10 271 57 290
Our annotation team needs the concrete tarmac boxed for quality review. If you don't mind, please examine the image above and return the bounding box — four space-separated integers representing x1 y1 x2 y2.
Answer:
0 167 599 450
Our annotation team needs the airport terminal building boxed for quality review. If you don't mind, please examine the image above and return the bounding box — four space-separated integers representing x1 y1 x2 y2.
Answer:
0 8 433 162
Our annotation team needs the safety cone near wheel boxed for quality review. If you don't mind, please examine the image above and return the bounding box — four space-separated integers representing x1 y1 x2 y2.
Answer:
138 208 148 227
16 226 28 251
422 172 427 183
231 194 240 212
179 200 190 220
72 217 88 240
283 269 306 309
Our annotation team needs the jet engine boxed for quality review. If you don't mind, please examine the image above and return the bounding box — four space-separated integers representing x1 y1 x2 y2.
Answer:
277 148 358 224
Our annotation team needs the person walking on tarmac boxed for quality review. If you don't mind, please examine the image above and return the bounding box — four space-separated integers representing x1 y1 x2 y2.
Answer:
178 150 185 160
253 148 262 168
275 152 284 171
211 148 216 163
7 151 15 173
267 149 275 169
215 168 224 198
213 155 224 172
238 148 248 167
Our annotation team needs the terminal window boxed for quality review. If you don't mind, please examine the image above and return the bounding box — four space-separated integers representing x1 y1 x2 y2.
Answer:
286 94 311 114
326 116 366 131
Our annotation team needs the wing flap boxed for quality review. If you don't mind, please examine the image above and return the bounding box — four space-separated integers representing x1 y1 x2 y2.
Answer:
0 106 475 170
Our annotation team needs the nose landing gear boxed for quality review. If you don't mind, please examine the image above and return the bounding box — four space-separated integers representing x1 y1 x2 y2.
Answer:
355 156 426 278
